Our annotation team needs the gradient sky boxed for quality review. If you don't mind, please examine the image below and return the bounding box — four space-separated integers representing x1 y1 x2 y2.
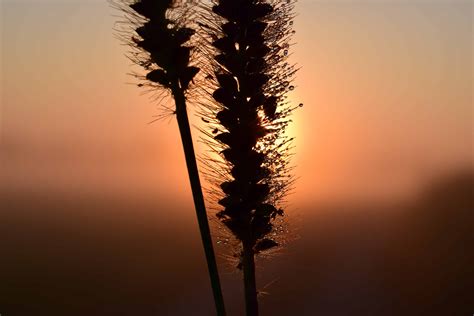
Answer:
1 0 472 206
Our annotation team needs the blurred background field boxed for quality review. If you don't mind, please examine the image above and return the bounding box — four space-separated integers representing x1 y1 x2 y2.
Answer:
1 169 472 315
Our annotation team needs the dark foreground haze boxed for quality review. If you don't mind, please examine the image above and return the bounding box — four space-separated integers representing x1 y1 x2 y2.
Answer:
1 169 472 316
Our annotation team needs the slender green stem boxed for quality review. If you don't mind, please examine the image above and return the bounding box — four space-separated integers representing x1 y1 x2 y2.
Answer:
242 241 258 316
172 83 226 316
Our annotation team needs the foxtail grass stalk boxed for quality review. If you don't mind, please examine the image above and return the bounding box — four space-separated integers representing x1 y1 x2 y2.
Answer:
112 1 226 314
242 241 258 315
196 1 299 314
171 82 226 316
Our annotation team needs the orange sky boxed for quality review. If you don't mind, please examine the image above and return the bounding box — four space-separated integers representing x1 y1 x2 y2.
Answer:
1 0 472 206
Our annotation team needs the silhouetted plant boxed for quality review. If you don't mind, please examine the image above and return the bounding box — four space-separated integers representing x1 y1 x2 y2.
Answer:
195 1 299 315
111 1 226 315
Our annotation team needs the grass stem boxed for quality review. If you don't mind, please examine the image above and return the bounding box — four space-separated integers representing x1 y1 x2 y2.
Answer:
242 242 258 316
172 83 227 316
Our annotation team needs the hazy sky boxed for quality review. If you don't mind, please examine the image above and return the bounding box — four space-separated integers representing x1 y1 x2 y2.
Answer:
1 0 472 206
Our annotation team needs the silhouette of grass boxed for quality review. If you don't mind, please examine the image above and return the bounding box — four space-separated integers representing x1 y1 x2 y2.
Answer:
194 1 299 314
111 1 226 314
